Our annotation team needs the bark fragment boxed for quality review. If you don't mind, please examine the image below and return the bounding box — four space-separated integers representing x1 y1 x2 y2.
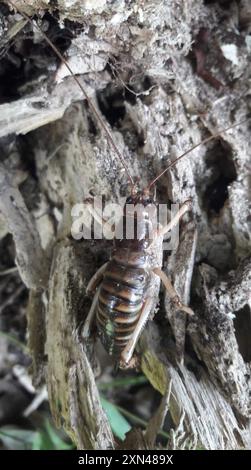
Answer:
1 0 251 449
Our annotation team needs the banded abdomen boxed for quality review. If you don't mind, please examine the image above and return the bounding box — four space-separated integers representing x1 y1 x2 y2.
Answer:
96 246 150 357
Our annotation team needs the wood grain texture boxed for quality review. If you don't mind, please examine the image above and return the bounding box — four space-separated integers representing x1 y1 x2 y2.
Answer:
1 0 251 449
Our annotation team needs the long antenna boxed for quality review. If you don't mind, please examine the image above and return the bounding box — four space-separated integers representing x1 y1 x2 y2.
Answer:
8 0 135 189
147 117 250 189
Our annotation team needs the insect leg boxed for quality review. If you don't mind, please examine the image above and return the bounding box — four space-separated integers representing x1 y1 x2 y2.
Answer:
83 263 108 340
158 199 192 237
152 267 194 316
82 286 101 339
120 294 156 367
84 198 114 231
86 262 108 294
84 198 107 225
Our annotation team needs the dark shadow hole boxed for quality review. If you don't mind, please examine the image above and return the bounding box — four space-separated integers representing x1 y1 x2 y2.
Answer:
204 0 240 6
234 304 251 363
96 84 126 127
17 134 37 181
105 59 138 105
0 10 73 103
96 83 146 151
0 3 10 15
202 139 237 214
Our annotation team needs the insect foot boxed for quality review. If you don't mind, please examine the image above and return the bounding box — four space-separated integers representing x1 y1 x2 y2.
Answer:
119 354 141 371
183 198 193 211
172 296 194 316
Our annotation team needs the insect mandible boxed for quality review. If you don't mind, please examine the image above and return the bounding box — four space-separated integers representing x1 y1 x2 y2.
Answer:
9 1 249 369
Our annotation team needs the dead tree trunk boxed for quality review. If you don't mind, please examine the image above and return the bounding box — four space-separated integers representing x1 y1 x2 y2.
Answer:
0 0 251 449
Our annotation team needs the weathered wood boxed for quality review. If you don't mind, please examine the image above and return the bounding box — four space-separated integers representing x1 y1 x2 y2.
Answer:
1 0 251 449
46 240 114 450
0 163 49 289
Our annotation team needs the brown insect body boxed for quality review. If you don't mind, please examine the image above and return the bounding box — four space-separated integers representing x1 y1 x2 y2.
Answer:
96 194 162 364
9 1 249 368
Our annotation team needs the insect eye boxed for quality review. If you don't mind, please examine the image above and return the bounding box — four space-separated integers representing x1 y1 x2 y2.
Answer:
144 198 152 205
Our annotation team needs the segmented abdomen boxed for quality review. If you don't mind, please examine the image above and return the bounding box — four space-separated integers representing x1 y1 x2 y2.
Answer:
96 248 149 357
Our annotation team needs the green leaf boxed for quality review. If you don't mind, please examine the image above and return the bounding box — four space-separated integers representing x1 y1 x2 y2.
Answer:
0 427 36 450
98 375 148 390
0 421 73 450
43 420 73 450
32 430 52 451
32 421 73 450
100 397 131 441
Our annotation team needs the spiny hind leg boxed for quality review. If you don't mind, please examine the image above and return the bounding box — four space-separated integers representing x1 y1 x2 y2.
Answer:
153 267 194 316
82 286 100 339
83 197 114 231
86 262 108 294
83 262 108 337
159 199 192 237
119 295 155 369
146 199 192 250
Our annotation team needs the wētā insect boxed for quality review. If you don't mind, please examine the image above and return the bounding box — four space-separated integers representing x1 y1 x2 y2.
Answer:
8 1 250 369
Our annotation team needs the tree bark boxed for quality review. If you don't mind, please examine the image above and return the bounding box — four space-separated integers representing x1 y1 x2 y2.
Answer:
1 0 251 449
